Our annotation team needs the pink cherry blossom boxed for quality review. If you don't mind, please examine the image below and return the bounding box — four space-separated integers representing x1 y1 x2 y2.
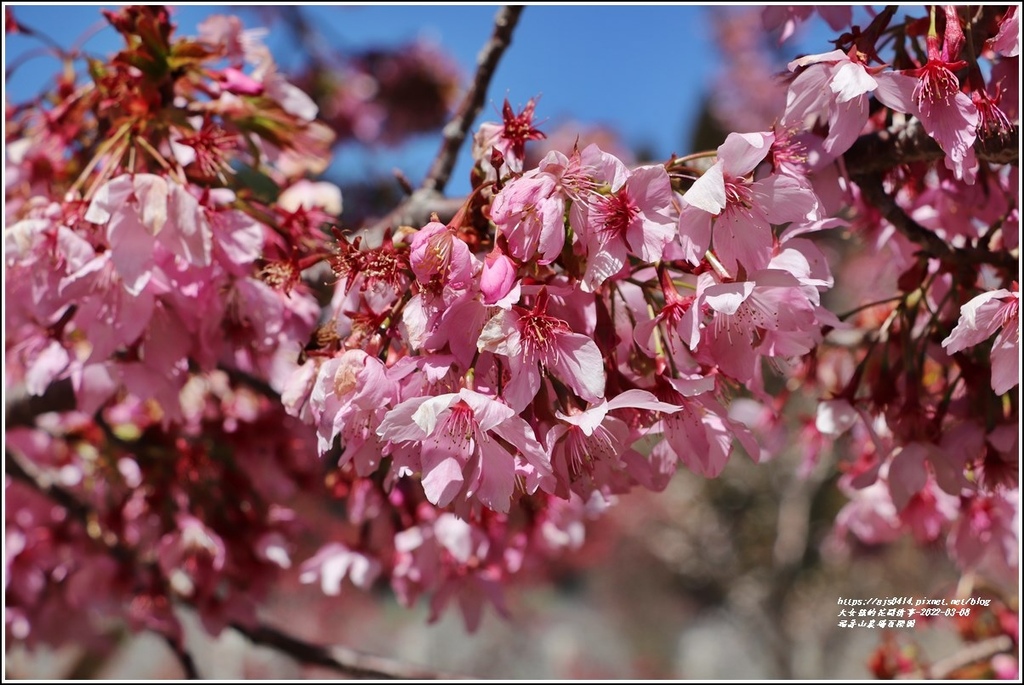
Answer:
988 6 1020 57
701 269 821 383
298 542 381 595
376 388 553 512
942 287 1019 395
489 171 565 264
409 220 475 290
479 249 519 307
679 131 820 276
833 479 903 547
577 164 676 292
477 288 605 412
217 67 265 96
546 389 681 496
948 488 1019 582
309 349 396 473
472 98 545 178
762 6 851 43
654 375 761 478
782 49 918 159
904 33 980 183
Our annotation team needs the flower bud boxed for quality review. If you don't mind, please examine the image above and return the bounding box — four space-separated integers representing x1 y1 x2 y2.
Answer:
480 249 516 305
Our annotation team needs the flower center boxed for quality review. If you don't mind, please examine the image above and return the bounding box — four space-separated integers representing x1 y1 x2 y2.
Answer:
594 189 639 239
519 311 570 358
723 177 753 209
914 62 960 115
440 401 476 449
420 228 455 276
564 424 617 480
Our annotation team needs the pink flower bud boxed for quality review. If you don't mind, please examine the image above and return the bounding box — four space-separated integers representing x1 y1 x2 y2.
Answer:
218 67 264 96
480 250 516 305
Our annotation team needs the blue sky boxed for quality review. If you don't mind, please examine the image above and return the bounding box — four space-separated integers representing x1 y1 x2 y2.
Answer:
4 4 845 196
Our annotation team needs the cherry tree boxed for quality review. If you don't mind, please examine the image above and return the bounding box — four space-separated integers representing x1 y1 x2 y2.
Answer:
4 4 1019 679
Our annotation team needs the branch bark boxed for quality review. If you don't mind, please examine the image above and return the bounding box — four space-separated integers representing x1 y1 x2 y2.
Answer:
845 120 1019 273
843 120 1019 176
5 377 77 428
360 6 524 241
852 172 1018 272
232 622 462 680
421 5 524 194
163 633 201 680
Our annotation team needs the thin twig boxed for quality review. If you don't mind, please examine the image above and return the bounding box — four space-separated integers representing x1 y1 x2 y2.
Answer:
895 634 1015 679
232 622 462 680
421 5 524 194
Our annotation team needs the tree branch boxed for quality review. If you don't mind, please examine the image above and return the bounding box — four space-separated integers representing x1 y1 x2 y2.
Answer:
6 448 102 542
162 633 201 680
5 377 77 428
4 445 454 680
844 120 1018 176
421 5 524 194
357 6 524 242
846 122 1018 271
231 622 461 680
360 190 465 243
896 634 1015 679
852 172 1018 272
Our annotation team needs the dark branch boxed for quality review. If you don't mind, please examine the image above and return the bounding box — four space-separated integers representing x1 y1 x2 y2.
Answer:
844 120 1019 176
852 172 1018 272
5 378 77 428
231 622 460 680
361 191 465 243
6 449 98 537
6 365 282 435
218 364 283 403
163 633 201 680
358 6 523 241
421 5 524 194
5 445 454 680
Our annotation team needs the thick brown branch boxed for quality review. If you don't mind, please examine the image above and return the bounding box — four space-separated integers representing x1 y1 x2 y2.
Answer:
4 445 454 680
421 5 524 195
852 172 1019 272
361 190 465 242
844 120 1019 176
218 364 282 403
360 6 523 241
6 366 282 433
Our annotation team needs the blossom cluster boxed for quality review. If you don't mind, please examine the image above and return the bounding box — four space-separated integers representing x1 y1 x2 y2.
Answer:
4 3 1019 658
6 6 332 647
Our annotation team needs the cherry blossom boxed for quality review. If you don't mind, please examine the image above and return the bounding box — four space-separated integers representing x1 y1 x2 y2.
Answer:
4 4 1019 669
376 388 554 512
477 288 605 412
942 287 1020 395
678 131 820 276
